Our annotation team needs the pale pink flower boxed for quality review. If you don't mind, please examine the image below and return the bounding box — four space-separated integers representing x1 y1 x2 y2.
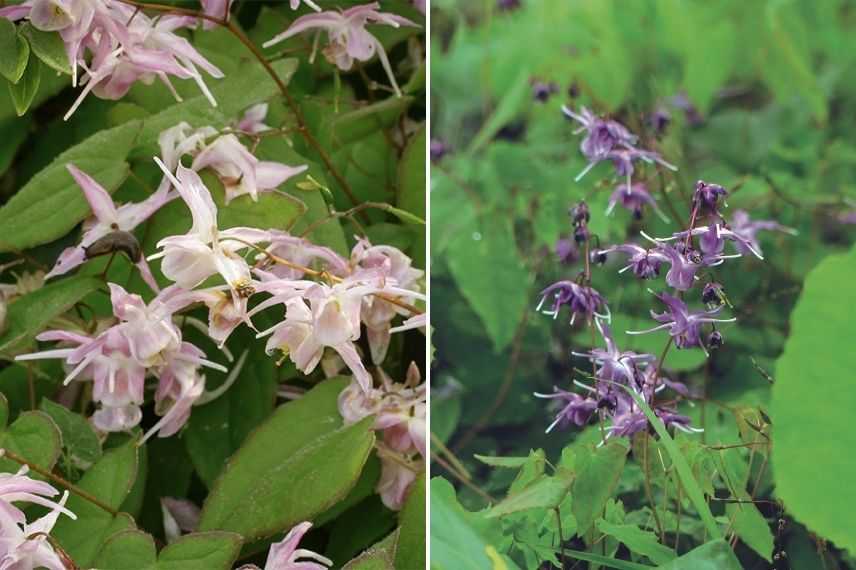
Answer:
290 0 321 11
375 446 422 511
45 163 174 292
238 522 331 570
161 497 200 543
191 134 308 203
148 159 269 296
262 3 419 97
0 465 76 570
236 103 273 134
260 231 349 280
186 287 251 347
158 122 217 172
141 343 207 443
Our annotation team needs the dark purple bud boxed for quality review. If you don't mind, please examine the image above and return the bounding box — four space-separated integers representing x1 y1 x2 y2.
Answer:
430 138 448 162
649 106 671 134
572 201 590 224
693 180 728 212
708 330 723 350
594 250 608 265
567 82 580 99
701 282 725 307
574 225 589 244
532 81 558 103
497 0 521 10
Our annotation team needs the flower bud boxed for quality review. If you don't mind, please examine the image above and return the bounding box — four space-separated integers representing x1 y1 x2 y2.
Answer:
571 201 590 224
708 330 723 350
574 225 589 244
702 282 724 307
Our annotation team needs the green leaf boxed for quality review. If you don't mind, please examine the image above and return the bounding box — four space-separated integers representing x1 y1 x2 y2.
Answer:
330 96 414 147
158 531 243 570
486 472 574 518
596 520 675 565
445 216 530 351
564 549 651 570
0 394 61 472
0 120 140 253
20 24 71 75
430 477 508 570
7 52 40 116
772 244 856 553
397 124 426 267
572 441 628 536
473 454 533 468
0 20 29 83
342 530 398 570
621 387 721 541
52 441 140 567
655 539 741 570
93 530 242 570
395 473 426 570
726 501 774 562
198 378 375 541
467 69 530 154
0 276 102 358
93 530 157 570
39 399 102 468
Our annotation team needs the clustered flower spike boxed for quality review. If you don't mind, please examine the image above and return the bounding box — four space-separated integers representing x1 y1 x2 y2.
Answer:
561 105 676 187
0 0 225 120
0 457 78 569
262 2 420 97
537 108 795 444
338 362 425 509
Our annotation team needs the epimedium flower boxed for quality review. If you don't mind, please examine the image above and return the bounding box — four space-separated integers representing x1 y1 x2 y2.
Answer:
45 163 175 292
0 467 76 570
262 3 419 97
235 103 274 135
692 180 728 216
536 280 609 325
606 182 669 222
191 134 308 203
533 388 598 432
628 291 736 351
375 443 423 511
238 522 332 570
259 230 350 280
729 209 797 257
148 158 270 297
573 320 656 385
597 243 665 280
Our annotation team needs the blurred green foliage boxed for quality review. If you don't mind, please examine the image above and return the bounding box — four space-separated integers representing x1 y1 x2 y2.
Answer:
430 0 856 568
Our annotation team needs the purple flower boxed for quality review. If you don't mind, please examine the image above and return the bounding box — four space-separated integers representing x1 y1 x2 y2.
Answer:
692 180 728 214
599 243 665 280
430 138 449 162
536 281 608 324
628 292 736 351
668 223 763 260
605 147 676 189
729 210 797 257
654 243 703 291
606 182 669 222
534 388 598 431
574 320 656 384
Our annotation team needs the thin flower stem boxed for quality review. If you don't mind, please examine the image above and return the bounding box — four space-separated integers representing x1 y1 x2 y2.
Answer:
555 507 567 569
431 452 495 504
642 433 666 542
115 0 367 218
1 449 119 516
298 201 425 239
430 431 471 480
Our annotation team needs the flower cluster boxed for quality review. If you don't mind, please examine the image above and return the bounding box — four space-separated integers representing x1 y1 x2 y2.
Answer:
0 457 77 569
536 106 794 442
0 0 226 120
16 110 424 442
263 2 419 97
338 362 426 510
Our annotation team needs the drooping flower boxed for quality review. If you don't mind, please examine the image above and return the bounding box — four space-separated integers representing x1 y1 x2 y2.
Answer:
148 159 270 297
729 210 797 257
536 280 609 324
235 103 273 134
533 388 598 432
628 291 736 351
259 231 350 280
606 182 669 222
191 134 308 203
574 320 656 384
239 522 332 570
597 243 665 280
692 180 728 215
45 164 174 292
161 497 200 543
262 3 419 97
375 444 423 510
0 460 78 570
554 238 579 265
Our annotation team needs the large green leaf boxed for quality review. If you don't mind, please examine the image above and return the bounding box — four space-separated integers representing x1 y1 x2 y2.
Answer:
486 472 574 518
52 441 140 567
445 215 530 351
655 539 741 570
198 378 375 541
596 520 675 565
395 472 426 570
772 245 856 553
343 531 398 570
0 393 61 473
0 275 102 358
571 441 628 536
396 124 426 268
93 530 242 570
0 121 140 252
39 398 102 468
20 24 71 75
